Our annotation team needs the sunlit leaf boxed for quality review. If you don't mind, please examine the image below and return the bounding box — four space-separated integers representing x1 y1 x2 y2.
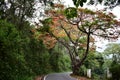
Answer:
64 7 77 19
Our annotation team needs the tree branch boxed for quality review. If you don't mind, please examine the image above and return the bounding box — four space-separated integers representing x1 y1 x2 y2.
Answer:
78 26 91 66
60 22 75 44
49 31 74 62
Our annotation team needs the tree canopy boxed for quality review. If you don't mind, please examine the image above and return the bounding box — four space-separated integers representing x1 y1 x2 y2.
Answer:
36 3 120 75
72 0 120 8
104 43 120 63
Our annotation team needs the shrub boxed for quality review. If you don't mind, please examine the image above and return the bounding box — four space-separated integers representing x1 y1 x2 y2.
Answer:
110 64 120 80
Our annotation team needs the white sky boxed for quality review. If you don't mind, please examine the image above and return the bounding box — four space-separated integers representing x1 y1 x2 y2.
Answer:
63 0 120 52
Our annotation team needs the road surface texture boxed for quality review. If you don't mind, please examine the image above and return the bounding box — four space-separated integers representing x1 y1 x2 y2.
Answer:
44 73 76 80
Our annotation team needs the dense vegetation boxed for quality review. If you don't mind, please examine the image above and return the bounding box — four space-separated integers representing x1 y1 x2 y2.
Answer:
0 0 120 80
103 43 120 80
0 0 71 80
0 20 71 80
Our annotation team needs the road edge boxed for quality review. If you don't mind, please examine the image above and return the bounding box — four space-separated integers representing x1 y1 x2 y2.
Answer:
43 75 48 80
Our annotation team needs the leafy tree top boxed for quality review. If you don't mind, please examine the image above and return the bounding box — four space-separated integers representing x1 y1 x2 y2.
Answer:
36 4 120 49
33 3 120 75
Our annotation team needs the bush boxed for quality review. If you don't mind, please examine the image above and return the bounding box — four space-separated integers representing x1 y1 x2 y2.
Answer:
78 65 87 76
0 20 33 80
110 64 120 80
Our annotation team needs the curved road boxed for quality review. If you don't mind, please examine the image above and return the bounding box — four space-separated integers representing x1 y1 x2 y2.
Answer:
44 73 76 80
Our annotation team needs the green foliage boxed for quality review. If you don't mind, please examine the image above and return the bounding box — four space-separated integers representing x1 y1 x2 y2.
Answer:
0 20 53 80
102 43 120 79
82 8 95 15
40 18 53 32
88 0 120 8
0 0 72 79
0 0 36 30
72 0 87 7
0 0 6 19
110 64 120 80
0 20 31 80
103 43 120 63
49 43 71 72
64 7 77 19
78 65 87 76
84 53 100 68
98 0 102 3
78 51 105 78
0 14 71 80
25 39 52 75
13 76 33 80
103 43 120 80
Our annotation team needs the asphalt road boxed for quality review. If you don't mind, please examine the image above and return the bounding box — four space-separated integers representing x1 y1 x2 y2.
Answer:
44 73 76 80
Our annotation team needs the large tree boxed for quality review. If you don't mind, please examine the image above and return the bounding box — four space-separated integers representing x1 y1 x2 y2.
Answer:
37 3 120 75
104 43 120 63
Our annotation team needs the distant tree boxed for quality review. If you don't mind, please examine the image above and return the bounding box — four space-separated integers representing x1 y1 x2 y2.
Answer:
104 43 120 63
103 43 120 80
0 0 53 29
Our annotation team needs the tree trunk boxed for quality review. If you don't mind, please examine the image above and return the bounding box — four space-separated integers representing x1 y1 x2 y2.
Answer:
72 62 82 75
72 65 81 75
